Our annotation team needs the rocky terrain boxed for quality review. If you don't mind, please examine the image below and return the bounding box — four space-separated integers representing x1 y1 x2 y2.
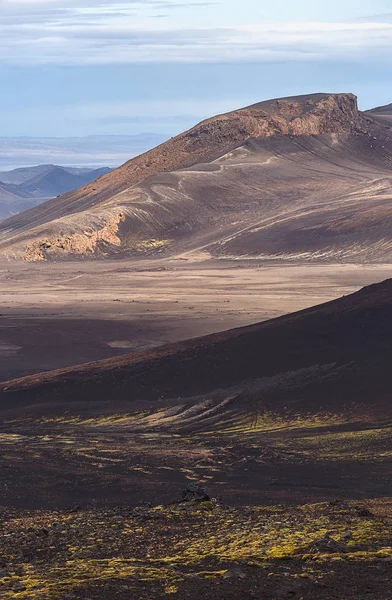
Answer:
1 92 392 600
0 278 391 599
2 93 392 261
1 500 391 600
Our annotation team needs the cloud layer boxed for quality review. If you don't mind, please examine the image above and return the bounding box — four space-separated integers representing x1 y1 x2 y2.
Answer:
0 1 391 65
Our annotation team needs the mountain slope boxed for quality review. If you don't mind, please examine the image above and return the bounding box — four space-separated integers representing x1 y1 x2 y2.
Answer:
1 277 392 422
0 182 40 220
2 92 390 261
0 181 29 201
366 103 392 127
0 165 55 185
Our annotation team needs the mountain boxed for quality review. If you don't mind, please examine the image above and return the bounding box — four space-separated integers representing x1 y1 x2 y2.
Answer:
0 165 111 220
0 181 30 201
1 92 392 261
15 165 112 198
365 103 392 126
0 164 56 185
1 276 391 421
0 181 43 220
0 164 110 186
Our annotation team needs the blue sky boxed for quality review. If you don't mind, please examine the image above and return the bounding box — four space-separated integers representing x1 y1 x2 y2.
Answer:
1 0 392 137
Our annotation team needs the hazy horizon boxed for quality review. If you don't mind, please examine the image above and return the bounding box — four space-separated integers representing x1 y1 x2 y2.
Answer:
0 133 169 170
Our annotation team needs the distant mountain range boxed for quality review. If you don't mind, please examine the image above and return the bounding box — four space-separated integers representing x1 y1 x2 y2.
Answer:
0 133 169 219
0 165 111 220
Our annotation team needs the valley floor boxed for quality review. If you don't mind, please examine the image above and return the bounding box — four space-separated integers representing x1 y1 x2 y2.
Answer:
1 258 391 599
0 258 391 381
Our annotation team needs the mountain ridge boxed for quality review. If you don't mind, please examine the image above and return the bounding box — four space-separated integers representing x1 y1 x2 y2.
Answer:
365 103 392 127
0 92 391 260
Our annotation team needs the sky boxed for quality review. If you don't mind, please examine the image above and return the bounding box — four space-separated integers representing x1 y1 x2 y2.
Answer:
1 0 392 138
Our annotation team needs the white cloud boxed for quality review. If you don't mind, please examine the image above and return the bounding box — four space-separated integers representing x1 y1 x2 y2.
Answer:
0 1 391 65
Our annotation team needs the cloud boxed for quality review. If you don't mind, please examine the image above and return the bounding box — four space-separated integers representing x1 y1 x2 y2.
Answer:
0 2 391 66
357 14 392 23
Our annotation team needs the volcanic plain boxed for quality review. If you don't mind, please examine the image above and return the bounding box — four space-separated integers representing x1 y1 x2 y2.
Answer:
1 93 392 600
1 259 391 382
0 272 392 599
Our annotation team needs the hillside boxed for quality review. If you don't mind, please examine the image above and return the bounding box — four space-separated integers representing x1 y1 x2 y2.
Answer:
0 182 41 220
1 276 391 506
16 165 111 198
365 103 392 126
1 92 392 261
1 275 392 600
2 276 392 419
0 164 63 186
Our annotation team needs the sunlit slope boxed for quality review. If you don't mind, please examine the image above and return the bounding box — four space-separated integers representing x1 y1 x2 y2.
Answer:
2 93 391 261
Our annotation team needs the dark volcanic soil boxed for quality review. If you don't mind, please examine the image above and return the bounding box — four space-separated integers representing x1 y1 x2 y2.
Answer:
3 276 392 415
1 272 392 599
1 276 392 507
1 93 392 599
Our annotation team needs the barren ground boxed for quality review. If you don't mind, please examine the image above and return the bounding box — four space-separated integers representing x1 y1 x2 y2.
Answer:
0 259 391 381
1 93 392 600
1 260 392 599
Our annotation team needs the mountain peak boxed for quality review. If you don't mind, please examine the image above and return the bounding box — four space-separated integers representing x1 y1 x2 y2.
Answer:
0 92 390 262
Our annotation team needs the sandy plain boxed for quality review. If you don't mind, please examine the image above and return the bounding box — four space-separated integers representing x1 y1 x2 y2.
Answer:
0 258 391 381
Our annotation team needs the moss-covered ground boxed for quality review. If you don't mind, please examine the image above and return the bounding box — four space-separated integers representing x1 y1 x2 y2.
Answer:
0 499 391 599
1 405 392 598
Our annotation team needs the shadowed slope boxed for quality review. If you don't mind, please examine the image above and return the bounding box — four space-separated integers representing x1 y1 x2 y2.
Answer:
1 277 392 421
1 278 392 513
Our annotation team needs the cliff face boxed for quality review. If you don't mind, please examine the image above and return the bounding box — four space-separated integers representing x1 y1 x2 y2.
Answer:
190 93 363 142
0 92 387 261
